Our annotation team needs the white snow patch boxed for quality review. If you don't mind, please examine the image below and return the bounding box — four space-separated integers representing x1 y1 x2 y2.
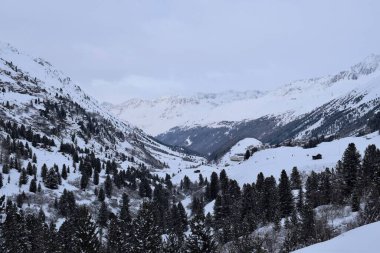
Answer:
293 221 380 253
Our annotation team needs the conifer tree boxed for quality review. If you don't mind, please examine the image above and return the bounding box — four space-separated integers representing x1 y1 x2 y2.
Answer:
98 202 109 245
256 172 265 194
61 165 68 180
319 169 332 205
98 202 109 228
107 217 126 253
219 169 229 194
341 143 361 198
93 169 99 185
209 172 219 200
104 175 113 198
361 188 380 224
262 176 279 223
19 168 28 186
186 213 217 253
278 170 294 217
182 175 191 192
177 201 188 233
38 208 46 222
139 178 152 199
58 189 76 217
362 144 379 189
297 188 304 212
351 188 361 212
98 187 105 202
58 216 77 252
72 206 100 252
25 213 46 252
27 162 33 176
165 174 173 191
132 202 162 252
46 222 60 253
331 161 345 205
198 174 204 186
162 231 184 253
80 173 89 190
2 164 9 174
283 209 300 252
305 171 319 208
2 202 23 252
300 204 316 245
244 150 251 160
120 193 131 223
240 183 259 234
29 178 37 193
45 168 59 189
41 164 47 179
290 167 302 190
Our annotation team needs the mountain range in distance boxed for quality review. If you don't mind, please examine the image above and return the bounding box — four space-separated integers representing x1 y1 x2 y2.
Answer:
106 54 380 159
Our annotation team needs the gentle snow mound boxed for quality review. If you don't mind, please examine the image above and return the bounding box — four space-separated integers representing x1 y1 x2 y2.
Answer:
293 221 380 253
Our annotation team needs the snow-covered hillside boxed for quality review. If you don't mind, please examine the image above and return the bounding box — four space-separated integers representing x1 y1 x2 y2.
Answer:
218 137 262 164
292 221 380 253
158 132 380 186
109 54 380 137
0 42 205 216
1 42 380 253
104 90 265 136
154 54 380 158
0 41 204 168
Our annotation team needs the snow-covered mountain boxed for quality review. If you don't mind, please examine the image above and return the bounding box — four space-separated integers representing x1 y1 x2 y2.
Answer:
0 42 205 214
104 90 266 136
107 54 380 159
107 54 379 134
143 54 380 159
0 42 203 166
2 41 380 253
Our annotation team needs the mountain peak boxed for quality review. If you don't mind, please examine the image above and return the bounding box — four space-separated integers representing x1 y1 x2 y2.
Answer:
351 53 380 76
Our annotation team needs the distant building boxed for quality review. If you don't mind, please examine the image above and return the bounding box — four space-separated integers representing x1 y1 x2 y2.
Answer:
230 154 245 162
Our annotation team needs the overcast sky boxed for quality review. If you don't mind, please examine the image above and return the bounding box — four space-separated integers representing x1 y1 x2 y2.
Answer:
1 0 380 103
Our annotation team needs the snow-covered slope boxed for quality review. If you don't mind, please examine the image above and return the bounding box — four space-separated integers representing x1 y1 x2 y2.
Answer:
0 42 204 168
157 132 380 186
0 42 205 215
109 54 380 136
292 221 380 253
218 137 262 165
104 90 265 136
154 54 380 158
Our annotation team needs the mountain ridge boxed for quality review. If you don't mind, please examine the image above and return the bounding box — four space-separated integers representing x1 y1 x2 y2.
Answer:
106 54 380 158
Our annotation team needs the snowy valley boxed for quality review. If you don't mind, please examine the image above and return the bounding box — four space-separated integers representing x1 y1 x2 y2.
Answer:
1 42 380 253
108 54 380 160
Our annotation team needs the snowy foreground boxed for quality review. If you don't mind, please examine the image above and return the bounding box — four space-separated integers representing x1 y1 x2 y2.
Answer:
293 221 380 253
